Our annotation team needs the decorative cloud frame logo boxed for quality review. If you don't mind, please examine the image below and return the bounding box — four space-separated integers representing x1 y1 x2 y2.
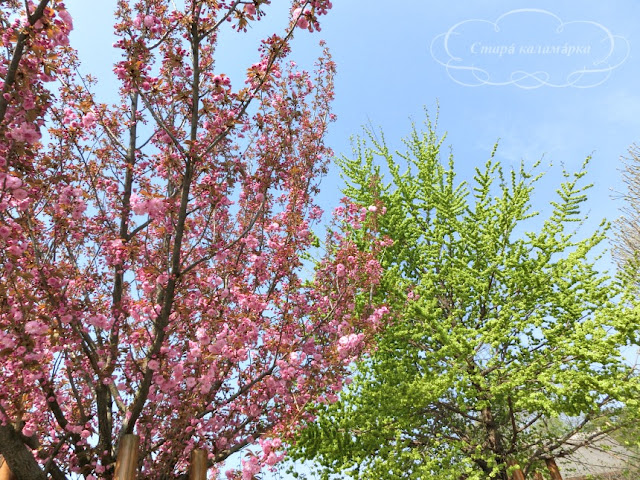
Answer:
430 9 629 88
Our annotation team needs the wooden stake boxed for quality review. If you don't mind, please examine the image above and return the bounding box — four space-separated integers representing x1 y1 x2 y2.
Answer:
114 434 140 480
189 449 208 480
0 457 16 480
545 458 563 480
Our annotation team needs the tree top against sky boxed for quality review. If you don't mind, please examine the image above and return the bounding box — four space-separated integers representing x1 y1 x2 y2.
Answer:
289 119 640 480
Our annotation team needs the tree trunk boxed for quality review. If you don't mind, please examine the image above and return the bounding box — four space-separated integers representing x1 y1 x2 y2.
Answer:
545 458 563 480
481 407 510 480
0 425 45 480
507 460 525 480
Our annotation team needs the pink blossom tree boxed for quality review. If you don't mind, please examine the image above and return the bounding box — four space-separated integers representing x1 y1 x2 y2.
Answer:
0 1 387 479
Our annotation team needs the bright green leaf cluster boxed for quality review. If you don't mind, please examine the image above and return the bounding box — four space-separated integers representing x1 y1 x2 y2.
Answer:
288 116 640 479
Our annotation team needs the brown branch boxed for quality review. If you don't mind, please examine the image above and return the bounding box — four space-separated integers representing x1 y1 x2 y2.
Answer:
0 0 52 122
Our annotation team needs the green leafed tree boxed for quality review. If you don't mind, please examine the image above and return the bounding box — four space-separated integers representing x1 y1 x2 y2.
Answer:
287 118 640 480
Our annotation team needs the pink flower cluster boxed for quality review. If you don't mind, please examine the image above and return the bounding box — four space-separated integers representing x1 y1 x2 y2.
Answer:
231 437 285 479
337 333 365 360
131 193 167 219
82 111 97 128
55 185 87 220
292 1 333 32
292 7 311 30
0 173 28 203
7 122 41 144
132 14 162 34
259 437 285 466
58 9 74 29
244 3 257 17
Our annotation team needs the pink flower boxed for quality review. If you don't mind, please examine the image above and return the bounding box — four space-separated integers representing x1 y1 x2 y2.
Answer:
88 314 110 329
244 3 256 16
12 190 29 207
156 130 172 143
241 457 261 480
62 108 77 125
368 306 389 328
147 198 165 218
7 244 25 256
243 235 259 249
147 360 160 370
0 333 16 350
336 263 346 277
338 333 358 349
297 16 309 29
23 96 35 110
58 9 73 29
337 333 364 358
82 112 97 128
25 321 48 336
265 452 282 466
72 199 87 219
131 193 146 215
52 31 70 46
8 122 41 144
3 175 23 189
292 7 311 29
368 205 377 212
131 194 166 219
47 277 63 289
144 15 156 28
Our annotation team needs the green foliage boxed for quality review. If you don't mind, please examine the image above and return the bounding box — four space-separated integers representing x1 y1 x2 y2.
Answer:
287 117 640 479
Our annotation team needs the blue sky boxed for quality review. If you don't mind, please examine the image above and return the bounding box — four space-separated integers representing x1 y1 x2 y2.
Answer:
64 1 640 478
316 1 639 240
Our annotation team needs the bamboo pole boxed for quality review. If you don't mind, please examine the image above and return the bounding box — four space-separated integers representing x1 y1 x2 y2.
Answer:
114 434 140 480
0 457 15 480
545 458 563 480
189 449 208 480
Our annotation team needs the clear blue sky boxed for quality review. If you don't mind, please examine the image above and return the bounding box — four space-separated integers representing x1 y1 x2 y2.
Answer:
64 1 640 478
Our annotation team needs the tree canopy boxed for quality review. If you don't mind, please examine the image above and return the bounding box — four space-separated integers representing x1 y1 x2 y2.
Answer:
0 2 387 479
289 118 640 480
